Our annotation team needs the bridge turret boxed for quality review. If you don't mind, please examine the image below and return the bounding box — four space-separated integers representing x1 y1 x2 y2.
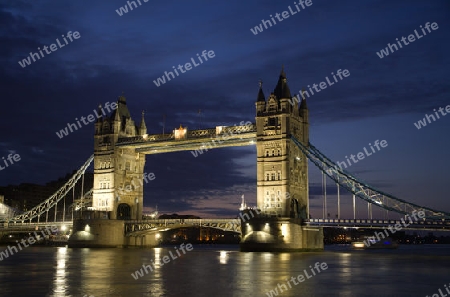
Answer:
256 81 266 115
255 67 309 220
92 95 146 221
299 95 309 144
274 66 292 114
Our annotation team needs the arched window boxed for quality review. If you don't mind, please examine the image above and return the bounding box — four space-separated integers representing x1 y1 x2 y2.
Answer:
117 203 131 220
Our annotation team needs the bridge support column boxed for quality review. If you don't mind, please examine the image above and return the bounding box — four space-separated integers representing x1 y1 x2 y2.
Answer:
125 232 160 247
68 219 125 248
240 214 323 252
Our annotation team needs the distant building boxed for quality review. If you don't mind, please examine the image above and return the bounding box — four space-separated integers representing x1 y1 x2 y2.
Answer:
0 171 93 220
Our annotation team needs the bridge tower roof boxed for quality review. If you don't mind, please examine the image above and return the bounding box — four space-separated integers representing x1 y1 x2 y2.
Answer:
273 65 292 100
257 80 265 102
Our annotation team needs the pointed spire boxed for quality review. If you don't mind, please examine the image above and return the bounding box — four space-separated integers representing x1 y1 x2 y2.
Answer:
96 104 103 122
300 89 308 110
140 110 147 135
140 110 146 128
274 65 291 99
257 80 266 102
114 102 121 122
280 64 286 78
118 92 126 104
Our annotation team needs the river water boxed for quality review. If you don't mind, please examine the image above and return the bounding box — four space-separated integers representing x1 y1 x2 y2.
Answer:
0 244 448 297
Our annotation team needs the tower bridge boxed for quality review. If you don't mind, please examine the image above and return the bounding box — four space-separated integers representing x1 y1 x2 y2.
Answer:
1 68 450 250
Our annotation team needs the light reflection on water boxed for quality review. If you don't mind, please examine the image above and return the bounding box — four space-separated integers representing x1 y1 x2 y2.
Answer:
0 245 449 297
52 247 67 295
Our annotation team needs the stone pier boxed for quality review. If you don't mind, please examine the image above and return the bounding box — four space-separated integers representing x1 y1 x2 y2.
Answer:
68 219 159 248
240 216 323 252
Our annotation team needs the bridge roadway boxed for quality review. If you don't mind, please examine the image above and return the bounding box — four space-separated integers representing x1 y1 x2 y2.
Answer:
124 218 241 236
1 218 450 235
0 221 70 234
307 218 450 231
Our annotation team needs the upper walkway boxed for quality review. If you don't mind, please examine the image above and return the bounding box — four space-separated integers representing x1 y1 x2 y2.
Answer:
114 124 257 154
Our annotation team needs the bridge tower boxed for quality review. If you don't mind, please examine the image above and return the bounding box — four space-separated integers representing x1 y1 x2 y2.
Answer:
92 95 147 220
255 67 309 219
241 67 323 252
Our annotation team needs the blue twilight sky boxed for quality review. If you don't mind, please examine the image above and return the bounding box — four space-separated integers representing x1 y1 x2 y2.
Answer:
0 0 449 219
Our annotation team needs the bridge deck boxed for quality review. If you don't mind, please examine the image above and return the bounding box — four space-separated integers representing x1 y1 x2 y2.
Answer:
1 218 450 235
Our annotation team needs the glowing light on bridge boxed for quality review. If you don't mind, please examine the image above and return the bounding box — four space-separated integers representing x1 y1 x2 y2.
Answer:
174 125 187 140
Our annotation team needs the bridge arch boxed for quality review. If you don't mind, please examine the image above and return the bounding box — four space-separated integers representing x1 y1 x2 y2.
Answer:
117 203 131 220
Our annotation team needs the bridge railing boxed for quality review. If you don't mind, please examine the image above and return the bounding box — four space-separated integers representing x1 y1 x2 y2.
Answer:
116 124 257 145
124 218 242 235
307 218 450 227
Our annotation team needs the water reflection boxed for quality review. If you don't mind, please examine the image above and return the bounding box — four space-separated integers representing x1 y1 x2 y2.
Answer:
5 245 449 297
52 247 68 296
219 250 229 264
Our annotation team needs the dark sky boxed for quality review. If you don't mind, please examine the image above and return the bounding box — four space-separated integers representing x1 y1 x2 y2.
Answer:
1 0 449 219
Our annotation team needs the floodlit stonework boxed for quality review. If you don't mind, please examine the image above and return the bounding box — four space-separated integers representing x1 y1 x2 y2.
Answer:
255 67 309 219
92 95 147 220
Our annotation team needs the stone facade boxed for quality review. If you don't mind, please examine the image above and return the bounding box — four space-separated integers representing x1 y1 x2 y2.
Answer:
92 95 147 220
255 68 309 219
